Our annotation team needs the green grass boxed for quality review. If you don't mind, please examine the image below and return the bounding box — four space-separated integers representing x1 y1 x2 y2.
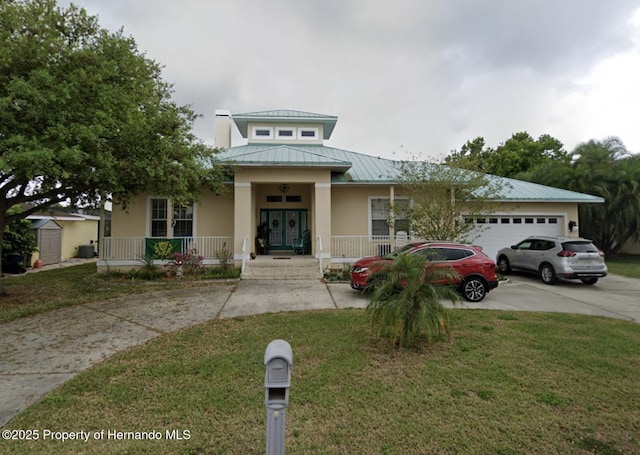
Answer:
606 254 640 279
0 263 240 323
2 257 640 453
4 309 640 454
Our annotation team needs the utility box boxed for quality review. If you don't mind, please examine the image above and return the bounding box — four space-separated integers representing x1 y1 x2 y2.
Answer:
77 244 95 258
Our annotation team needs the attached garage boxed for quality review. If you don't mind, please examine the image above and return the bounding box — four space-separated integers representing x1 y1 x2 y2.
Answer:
468 214 564 261
32 219 62 265
455 177 609 261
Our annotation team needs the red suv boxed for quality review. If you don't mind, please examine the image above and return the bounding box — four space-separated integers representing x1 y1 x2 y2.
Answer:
350 242 499 302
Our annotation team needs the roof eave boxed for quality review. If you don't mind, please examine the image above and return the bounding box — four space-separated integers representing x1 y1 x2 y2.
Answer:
492 198 605 203
228 162 351 172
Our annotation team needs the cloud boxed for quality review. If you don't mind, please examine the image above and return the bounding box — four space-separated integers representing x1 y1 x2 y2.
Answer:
57 0 640 156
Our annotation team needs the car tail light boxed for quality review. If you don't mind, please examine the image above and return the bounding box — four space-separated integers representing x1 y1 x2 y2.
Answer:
557 250 576 257
599 251 605 257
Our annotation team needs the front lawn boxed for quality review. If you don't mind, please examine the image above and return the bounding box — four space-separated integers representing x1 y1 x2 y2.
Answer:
606 254 640 279
5 309 640 454
0 263 240 323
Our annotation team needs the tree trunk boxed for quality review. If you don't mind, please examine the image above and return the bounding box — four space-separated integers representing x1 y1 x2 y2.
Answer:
0 217 7 296
99 193 106 262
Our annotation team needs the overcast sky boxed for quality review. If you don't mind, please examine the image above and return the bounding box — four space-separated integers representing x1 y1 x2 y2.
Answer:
61 0 640 160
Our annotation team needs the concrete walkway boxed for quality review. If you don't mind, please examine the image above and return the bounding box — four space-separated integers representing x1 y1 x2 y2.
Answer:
2 274 639 427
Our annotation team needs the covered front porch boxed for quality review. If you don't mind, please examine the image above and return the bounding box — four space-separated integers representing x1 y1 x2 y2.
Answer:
231 167 334 264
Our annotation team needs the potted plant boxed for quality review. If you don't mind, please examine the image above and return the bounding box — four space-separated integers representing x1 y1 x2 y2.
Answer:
255 222 271 255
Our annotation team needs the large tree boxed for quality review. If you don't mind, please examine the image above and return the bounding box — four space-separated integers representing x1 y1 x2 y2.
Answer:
446 132 569 178
509 136 640 254
463 134 640 254
0 0 225 283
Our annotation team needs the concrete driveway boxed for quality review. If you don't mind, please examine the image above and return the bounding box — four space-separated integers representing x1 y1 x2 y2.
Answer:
1 273 639 427
328 272 640 323
470 273 640 322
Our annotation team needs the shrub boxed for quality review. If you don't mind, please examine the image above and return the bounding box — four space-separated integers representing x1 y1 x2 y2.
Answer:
323 263 351 282
2 207 38 272
215 242 232 270
130 254 162 280
366 252 461 348
167 248 204 276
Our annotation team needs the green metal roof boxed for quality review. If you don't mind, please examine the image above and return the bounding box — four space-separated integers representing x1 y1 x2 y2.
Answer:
231 110 338 139
491 176 604 202
217 144 604 203
217 145 352 171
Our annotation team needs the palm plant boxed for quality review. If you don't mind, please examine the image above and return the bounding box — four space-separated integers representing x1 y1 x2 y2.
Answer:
366 252 461 348
567 138 640 253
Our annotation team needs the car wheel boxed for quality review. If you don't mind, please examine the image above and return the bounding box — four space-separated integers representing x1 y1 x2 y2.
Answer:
462 277 487 302
580 277 598 285
497 256 511 273
539 264 557 285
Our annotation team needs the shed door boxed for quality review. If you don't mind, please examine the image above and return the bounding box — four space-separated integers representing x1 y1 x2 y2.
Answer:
39 229 62 265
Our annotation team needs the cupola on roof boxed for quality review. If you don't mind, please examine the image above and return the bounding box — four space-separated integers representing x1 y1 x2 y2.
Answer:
232 109 338 139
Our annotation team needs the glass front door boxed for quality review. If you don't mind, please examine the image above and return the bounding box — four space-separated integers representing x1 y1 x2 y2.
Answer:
260 209 307 251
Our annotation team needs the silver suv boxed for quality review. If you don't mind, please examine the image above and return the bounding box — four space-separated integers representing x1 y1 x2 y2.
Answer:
496 236 607 285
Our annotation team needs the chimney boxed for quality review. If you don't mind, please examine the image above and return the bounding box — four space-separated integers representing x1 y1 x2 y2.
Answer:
214 109 231 149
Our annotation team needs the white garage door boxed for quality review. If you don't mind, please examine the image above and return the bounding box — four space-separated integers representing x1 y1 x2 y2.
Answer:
467 215 563 261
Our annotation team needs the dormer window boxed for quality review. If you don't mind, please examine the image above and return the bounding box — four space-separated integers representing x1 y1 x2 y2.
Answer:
276 128 295 139
298 128 318 140
252 126 273 139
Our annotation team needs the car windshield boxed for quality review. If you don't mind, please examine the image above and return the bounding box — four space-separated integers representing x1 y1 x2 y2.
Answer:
562 241 599 253
382 244 415 259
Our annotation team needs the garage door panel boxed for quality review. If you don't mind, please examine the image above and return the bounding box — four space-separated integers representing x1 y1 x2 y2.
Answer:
468 216 563 261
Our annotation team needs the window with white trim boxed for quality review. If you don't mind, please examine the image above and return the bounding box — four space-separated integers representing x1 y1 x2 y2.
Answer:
276 128 295 139
151 198 168 237
173 204 193 237
252 126 273 139
298 128 318 140
370 198 410 236
149 199 194 237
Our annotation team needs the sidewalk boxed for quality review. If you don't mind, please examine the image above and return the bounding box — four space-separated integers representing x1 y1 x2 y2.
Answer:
0 279 366 427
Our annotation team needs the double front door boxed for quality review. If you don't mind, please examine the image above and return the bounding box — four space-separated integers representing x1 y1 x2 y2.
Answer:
260 209 307 251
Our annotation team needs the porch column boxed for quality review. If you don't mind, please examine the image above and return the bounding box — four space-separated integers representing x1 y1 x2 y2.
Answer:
314 183 331 260
389 185 395 250
234 182 252 263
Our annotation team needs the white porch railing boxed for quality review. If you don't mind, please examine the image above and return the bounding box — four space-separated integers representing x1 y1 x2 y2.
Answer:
101 236 233 261
99 235 412 266
317 235 323 274
330 235 414 263
241 236 248 274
